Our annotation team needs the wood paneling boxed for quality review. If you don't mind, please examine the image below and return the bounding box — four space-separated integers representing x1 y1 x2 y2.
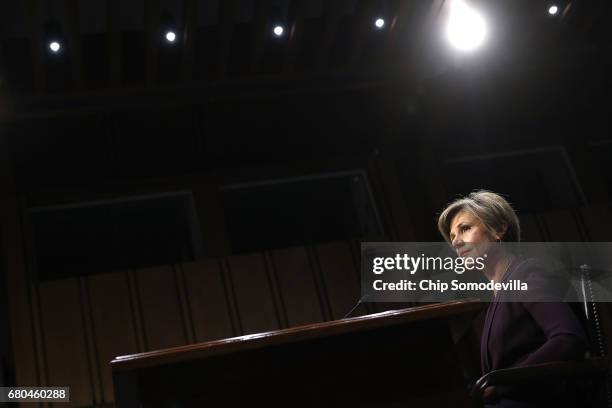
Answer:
226 253 281 334
38 279 93 407
0 140 40 394
135 265 188 351
269 246 325 326
370 150 415 241
87 271 139 404
182 259 235 342
28 245 360 404
314 241 361 320
78 277 103 404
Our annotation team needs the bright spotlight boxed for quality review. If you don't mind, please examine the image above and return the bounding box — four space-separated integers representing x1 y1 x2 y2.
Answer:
548 5 559 15
49 41 61 53
165 31 176 43
446 0 487 51
374 18 385 29
273 25 284 37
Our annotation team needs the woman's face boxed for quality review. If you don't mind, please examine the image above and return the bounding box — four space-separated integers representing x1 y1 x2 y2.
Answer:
449 210 497 258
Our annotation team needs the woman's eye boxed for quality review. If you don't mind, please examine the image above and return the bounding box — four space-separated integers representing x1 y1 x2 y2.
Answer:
461 225 470 232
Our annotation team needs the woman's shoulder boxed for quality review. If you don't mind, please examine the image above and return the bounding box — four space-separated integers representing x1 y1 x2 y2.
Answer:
507 256 542 277
507 256 565 277
505 256 573 301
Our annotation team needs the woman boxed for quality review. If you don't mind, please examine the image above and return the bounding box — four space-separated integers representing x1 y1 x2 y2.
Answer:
437 190 588 407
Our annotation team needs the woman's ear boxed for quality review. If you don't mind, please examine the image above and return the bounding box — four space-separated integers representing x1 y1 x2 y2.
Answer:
496 223 508 241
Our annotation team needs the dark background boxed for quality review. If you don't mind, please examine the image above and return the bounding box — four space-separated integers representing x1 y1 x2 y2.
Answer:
0 0 610 404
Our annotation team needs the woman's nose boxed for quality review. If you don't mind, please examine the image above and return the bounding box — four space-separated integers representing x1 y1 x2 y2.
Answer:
452 235 463 249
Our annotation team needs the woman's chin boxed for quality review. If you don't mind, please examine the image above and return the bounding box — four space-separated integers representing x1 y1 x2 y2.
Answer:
458 251 472 258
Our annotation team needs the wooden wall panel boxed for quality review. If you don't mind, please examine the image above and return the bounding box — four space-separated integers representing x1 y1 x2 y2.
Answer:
0 142 39 395
269 246 325 327
24 242 368 407
182 260 236 342
370 151 415 241
226 253 280 335
77 277 103 405
38 279 93 407
87 271 140 404
135 265 188 351
314 241 360 320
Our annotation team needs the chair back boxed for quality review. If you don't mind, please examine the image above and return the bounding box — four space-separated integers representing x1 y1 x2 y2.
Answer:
578 264 612 408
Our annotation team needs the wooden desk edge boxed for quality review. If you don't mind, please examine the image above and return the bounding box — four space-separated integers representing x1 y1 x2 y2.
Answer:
111 299 484 372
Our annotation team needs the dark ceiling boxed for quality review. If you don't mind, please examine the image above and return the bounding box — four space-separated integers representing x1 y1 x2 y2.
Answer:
0 0 610 120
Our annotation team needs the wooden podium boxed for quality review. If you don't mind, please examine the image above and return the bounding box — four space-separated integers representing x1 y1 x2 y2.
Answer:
111 300 484 407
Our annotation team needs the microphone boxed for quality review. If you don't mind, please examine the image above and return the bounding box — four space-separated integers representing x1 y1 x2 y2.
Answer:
342 294 370 319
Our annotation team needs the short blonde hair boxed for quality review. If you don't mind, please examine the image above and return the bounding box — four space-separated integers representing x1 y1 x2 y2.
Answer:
437 190 521 243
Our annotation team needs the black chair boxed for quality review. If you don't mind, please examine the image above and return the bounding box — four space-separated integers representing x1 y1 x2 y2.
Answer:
469 264 612 407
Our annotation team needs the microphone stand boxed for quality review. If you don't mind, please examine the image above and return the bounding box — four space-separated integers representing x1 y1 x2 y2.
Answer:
342 295 369 319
